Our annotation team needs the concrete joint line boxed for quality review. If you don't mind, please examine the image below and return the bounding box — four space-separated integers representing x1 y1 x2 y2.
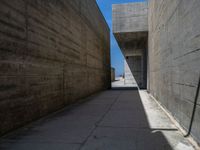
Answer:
78 92 122 150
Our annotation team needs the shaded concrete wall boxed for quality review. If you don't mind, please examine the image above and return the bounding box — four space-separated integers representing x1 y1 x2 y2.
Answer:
111 67 115 82
148 0 200 143
124 59 135 84
0 0 110 136
124 56 144 86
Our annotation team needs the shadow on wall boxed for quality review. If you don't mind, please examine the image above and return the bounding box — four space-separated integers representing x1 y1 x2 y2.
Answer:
125 53 147 89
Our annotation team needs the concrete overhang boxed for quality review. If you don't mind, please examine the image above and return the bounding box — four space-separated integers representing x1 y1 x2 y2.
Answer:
112 2 148 56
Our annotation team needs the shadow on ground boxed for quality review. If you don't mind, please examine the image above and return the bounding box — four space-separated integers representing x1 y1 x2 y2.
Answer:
0 89 195 150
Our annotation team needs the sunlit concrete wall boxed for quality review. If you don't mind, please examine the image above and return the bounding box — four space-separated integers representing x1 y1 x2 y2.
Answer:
148 0 200 143
124 57 140 85
124 59 135 84
113 2 148 33
0 0 110 136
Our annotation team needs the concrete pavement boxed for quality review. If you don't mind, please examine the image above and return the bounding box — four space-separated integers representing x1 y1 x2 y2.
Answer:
112 79 138 89
0 89 196 150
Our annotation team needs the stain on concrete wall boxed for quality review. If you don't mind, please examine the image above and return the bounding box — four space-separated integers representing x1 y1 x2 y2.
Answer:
148 0 200 143
0 0 110 136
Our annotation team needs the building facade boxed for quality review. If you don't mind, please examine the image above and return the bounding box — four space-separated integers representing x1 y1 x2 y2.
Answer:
113 1 200 144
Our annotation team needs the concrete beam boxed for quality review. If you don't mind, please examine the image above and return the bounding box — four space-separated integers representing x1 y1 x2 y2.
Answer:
113 2 148 33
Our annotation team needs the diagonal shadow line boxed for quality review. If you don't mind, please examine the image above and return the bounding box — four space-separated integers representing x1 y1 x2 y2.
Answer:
95 125 178 131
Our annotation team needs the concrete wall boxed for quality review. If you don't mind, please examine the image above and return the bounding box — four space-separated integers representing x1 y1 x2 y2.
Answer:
148 0 200 143
124 56 143 86
124 59 135 84
0 0 110 136
113 2 148 33
111 67 115 82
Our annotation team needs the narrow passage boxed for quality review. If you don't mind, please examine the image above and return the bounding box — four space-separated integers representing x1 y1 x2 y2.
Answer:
0 90 195 150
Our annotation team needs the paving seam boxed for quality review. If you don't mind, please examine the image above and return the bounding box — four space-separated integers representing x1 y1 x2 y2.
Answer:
78 91 122 150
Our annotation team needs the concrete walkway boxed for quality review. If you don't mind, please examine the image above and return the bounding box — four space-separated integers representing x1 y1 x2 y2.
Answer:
112 78 137 88
0 90 196 150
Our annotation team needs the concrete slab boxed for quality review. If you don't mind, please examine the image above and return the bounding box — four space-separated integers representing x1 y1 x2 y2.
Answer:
0 90 197 150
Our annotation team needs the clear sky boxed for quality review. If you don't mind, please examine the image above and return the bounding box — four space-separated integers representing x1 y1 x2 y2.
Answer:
96 0 145 76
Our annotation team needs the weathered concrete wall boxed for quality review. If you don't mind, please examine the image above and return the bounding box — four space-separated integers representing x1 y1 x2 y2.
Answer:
148 0 200 143
0 0 110 136
113 2 148 33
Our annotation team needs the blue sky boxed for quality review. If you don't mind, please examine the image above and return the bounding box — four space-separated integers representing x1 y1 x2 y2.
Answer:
96 0 145 76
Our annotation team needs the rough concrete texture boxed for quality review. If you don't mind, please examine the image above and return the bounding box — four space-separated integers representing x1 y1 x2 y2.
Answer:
148 0 200 144
0 0 110 136
0 90 196 150
112 2 148 33
112 2 148 89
